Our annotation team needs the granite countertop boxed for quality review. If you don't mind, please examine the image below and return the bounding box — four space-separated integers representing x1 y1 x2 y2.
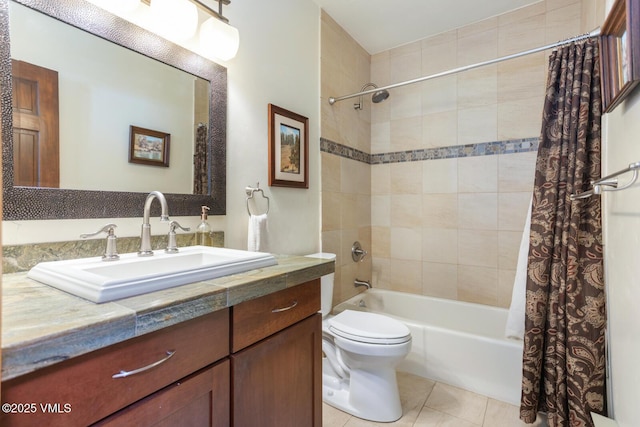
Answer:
1 254 334 381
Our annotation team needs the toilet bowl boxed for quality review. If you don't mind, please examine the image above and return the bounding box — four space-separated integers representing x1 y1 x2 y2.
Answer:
306 253 412 423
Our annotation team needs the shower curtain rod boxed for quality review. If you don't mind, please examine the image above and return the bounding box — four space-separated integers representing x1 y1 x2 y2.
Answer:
328 28 601 105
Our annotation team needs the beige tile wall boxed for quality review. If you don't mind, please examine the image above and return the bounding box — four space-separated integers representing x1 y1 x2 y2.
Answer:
320 11 372 307
321 0 600 308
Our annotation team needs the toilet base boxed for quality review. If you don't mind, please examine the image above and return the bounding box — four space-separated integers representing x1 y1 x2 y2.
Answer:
322 359 403 422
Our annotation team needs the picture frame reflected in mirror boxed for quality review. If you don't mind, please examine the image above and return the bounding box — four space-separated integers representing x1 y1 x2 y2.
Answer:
129 125 171 167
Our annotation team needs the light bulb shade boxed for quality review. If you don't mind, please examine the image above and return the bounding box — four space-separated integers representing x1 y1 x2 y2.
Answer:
199 17 240 61
151 0 198 41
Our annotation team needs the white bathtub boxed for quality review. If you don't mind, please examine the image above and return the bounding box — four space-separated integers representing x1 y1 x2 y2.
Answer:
333 289 523 405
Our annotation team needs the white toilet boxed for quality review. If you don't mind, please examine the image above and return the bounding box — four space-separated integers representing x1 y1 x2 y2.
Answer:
306 253 412 422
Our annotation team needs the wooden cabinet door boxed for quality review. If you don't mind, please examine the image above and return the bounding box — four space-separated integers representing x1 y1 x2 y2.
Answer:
231 314 321 427
11 60 60 187
93 359 230 427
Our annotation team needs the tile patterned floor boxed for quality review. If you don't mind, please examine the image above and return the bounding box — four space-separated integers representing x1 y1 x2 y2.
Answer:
322 372 549 427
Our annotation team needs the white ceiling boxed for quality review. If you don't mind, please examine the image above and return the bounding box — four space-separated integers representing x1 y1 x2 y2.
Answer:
313 0 542 54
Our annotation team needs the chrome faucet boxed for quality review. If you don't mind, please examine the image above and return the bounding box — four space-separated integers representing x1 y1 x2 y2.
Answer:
354 278 371 289
139 191 170 256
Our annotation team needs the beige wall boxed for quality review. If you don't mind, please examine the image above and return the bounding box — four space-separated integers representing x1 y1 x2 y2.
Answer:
596 0 640 422
602 90 640 427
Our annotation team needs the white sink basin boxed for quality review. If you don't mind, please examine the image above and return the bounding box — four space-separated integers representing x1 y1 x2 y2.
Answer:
27 246 277 303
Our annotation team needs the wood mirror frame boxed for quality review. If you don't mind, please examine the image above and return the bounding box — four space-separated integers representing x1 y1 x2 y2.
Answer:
0 0 227 220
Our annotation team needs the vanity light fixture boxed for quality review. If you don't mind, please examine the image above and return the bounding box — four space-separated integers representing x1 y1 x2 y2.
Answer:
87 0 240 61
150 0 198 41
192 0 240 61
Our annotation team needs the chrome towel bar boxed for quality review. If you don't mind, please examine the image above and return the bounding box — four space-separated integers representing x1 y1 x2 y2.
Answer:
570 161 640 200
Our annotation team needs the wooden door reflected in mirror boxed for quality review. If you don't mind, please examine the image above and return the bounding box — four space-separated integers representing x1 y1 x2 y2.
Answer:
11 60 59 188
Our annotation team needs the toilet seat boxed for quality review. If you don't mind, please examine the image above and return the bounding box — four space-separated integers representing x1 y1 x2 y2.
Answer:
328 310 410 345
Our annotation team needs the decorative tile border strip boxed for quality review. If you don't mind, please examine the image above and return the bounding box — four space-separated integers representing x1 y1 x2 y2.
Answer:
320 137 539 165
319 138 371 164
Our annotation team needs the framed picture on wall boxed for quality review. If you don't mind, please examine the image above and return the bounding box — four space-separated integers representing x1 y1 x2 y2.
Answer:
129 125 170 167
268 104 309 188
600 0 640 112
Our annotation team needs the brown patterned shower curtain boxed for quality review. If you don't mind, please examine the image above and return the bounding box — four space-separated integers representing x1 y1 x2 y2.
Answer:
519 39 607 427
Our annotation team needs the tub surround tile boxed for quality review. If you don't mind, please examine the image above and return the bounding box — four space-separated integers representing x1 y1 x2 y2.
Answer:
391 227 422 261
458 194 498 230
422 158 458 194
497 54 546 103
421 75 457 115
322 152 342 193
498 231 523 270
422 110 458 148
458 156 498 193
458 265 499 306
497 97 545 140
498 1 546 28
371 226 391 258
497 12 546 57
386 260 423 294
458 230 498 268
498 151 537 192
457 66 497 109
498 192 532 231
391 162 423 194
422 194 458 229
1 255 334 381
392 195 424 228
422 229 458 264
372 195 391 227
422 262 458 300
421 30 458 75
371 163 391 195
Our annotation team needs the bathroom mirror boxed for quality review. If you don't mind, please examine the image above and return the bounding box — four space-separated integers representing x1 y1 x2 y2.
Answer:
0 0 227 220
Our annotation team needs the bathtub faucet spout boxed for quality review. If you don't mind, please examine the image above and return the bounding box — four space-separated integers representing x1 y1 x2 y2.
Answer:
354 279 371 289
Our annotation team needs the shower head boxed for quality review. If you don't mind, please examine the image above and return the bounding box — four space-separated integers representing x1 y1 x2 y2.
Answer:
354 83 390 110
371 88 390 104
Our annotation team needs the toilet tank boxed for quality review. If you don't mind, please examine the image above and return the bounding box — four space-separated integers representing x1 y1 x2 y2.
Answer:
305 253 336 317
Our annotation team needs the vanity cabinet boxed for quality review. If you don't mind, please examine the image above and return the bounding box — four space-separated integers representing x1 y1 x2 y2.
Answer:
230 279 322 427
1 309 230 427
1 278 323 427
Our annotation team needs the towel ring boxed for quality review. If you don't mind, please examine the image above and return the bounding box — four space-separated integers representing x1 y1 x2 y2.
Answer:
245 183 270 216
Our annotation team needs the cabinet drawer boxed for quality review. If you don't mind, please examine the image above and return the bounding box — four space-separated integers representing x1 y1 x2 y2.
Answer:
231 279 320 352
1 309 229 427
94 359 230 427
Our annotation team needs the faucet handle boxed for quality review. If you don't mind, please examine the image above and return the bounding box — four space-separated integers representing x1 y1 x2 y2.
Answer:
351 241 368 262
165 220 191 254
80 223 120 261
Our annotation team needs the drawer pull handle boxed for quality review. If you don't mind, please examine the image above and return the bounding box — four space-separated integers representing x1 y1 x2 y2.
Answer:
271 300 298 313
112 350 176 379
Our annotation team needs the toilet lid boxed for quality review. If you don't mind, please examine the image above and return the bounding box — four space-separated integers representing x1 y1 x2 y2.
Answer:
328 310 411 345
